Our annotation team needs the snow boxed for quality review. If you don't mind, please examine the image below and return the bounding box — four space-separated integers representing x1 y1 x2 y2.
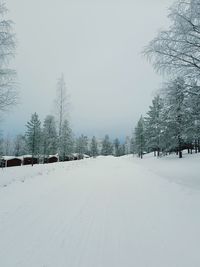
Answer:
1 156 21 161
132 150 200 190
0 155 200 267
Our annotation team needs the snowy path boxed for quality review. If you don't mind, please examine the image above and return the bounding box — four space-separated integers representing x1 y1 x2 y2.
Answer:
0 156 200 267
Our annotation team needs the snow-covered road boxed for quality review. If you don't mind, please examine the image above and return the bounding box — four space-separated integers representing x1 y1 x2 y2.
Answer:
0 156 200 267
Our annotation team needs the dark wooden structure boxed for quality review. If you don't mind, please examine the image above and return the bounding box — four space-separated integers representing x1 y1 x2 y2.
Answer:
7 158 22 167
23 156 38 165
1 157 22 168
48 156 58 163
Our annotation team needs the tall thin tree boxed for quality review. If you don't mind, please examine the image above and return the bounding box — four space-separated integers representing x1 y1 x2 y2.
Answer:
0 1 17 112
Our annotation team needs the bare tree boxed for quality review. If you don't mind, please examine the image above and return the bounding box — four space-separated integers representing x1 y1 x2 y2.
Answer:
55 74 69 136
54 74 70 155
0 1 17 112
143 0 200 80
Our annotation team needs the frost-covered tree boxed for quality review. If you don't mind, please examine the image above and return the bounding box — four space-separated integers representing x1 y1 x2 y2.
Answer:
14 134 26 156
76 134 88 156
55 74 69 155
42 115 58 158
60 119 74 160
144 0 200 80
0 1 17 112
25 113 41 165
0 135 3 156
130 136 136 154
145 95 164 156
2 134 12 155
124 136 132 155
90 136 98 157
101 135 113 156
135 116 145 159
162 77 187 158
113 138 121 157
186 82 200 152
119 143 126 156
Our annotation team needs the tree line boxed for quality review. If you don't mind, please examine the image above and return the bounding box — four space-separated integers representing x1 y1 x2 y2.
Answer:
0 120 133 160
134 0 200 159
0 1 133 162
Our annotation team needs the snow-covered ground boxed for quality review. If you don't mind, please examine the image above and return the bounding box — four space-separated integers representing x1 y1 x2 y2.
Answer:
0 154 200 267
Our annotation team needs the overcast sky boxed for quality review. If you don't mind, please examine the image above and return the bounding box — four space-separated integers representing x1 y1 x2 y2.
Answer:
3 0 174 139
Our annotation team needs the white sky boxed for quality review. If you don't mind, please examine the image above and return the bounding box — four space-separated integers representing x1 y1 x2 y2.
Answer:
3 0 174 139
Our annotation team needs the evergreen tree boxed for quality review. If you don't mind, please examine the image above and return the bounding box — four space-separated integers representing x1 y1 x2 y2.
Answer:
145 95 163 156
113 138 121 157
124 136 131 155
135 116 145 159
163 78 187 158
186 82 200 153
60 119 74 160
119 143 126 156
90 136 98 157
101 135 113 156
76 134 88 156
25 113 41 165
42 115 58 159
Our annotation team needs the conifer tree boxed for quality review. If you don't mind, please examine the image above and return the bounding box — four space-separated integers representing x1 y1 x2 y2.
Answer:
163 78 187 158
135 116 145 159
26 113 41 165
145 95 163 156
186 82 200 153
90 136 98 157
42 115 58 159
76 135 88 156
113 138 121 157
101 135 113 156
60 119 74 161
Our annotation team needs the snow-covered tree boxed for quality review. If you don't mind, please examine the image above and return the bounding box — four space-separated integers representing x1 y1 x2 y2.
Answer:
14 134 26 156
113 138 121 157
135 116 145 159
76 134 88 156
42 115 58 158
25 113 41 164
124 136 132 155
55 74 69 147
162 77 187 158
144 0 200 80
186 82 200 152
90 136 98 157
119 143 126 156
0 135 3 156
59 119 74 160
2 134 13 155
0 1 17 113
101 135 113 156
145 95 164 156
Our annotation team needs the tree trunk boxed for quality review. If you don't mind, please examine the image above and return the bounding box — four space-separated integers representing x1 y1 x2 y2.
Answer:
178 136 182 159
195 139 198 153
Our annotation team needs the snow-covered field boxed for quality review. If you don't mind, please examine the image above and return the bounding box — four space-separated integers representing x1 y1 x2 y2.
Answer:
0 154 200 267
